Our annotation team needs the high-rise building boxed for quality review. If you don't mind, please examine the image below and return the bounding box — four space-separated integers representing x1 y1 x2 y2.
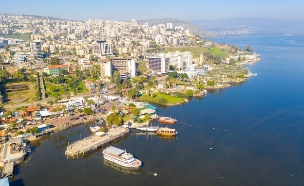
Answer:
100 59 112 77
110 57 137 79
30 41 42 58
92 40 113 57
148 57 169 73
167 23 173 29
100 58 136 79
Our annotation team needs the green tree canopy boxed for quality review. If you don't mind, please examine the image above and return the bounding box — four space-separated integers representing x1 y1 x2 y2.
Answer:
107 112 123 126
132 108 140 116
112 70 121 85
0 69 11 83
83 107 93 115
185 89 194 97
138 62 147 75
50 57 61 65
13 69 25 81
246 46 254 53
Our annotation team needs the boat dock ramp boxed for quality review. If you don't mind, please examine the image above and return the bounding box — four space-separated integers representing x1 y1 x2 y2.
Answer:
65 126 129 158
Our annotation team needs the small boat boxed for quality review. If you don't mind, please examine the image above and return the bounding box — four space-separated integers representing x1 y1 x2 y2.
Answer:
136 125 159 132
95 132 105 136
156 127 178 136
103 146 142 168
159 117 177 124
90 126 100 133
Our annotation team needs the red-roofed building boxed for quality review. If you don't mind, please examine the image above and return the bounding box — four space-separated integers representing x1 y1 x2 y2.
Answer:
44 65 69 76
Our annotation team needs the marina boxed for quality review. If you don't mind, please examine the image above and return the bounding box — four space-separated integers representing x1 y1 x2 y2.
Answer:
65 126 129 157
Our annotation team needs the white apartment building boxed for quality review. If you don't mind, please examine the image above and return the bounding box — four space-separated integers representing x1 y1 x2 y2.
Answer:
100 58 136 79
149 51 192 70
167 23 173 29
182 64 208 78
100 60 112 77
78 58 92 70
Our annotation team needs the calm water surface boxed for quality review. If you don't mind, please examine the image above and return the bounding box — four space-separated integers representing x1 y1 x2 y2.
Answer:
11 36 304 186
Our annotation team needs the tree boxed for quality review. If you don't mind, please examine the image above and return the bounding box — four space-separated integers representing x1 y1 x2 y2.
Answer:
107 112 123 126
0 69 11 83
112 70 121 85
4 45 9 51
49 57 61 65
13 69 25 81
229 58 236 65
86 99 95 106
179 73 189 80
185 89 194 97
132 108 140 116
138 62 147 75
168 71 178 78
207 80 215 86
197 84 204 90
83 108 93 115
246 45 254 53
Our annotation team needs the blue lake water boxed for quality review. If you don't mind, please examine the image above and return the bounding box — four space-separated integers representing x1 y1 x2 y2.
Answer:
10 35 304 186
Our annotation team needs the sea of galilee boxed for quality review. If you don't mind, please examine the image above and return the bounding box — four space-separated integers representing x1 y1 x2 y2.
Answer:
8 35 304 186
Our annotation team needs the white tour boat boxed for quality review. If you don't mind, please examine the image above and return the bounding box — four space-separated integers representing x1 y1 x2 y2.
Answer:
102 146 142 168
136 125 159 132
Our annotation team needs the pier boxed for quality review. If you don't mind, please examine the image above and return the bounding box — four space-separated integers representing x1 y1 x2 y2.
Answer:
65 126 129 157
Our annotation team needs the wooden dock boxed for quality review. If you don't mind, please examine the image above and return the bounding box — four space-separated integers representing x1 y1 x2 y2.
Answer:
65 126 129 157
2 162 14 178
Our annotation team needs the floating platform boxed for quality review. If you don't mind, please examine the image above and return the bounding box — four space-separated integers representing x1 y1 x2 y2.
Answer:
65 126 129 157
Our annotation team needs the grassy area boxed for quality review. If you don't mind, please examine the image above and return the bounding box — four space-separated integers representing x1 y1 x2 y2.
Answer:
138 93 185 105
5 82 36 103
45 78 88 98
164 45 229 59
0 33 31 41
165 47 206 58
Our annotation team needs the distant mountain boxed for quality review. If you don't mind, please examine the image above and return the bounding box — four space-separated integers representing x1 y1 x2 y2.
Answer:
137 18 214 38
191 18 304 36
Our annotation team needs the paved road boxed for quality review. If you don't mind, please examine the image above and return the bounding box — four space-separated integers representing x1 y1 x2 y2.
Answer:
38 73 46 100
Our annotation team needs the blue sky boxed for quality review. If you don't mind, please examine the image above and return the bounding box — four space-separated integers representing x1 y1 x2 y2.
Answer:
1 0 303 21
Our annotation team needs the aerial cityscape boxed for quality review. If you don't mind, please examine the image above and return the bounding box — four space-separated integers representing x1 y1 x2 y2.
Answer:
0 1 303 186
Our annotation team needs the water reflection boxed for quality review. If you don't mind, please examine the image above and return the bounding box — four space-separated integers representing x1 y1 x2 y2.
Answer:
156 135 177 141
103 159 142 174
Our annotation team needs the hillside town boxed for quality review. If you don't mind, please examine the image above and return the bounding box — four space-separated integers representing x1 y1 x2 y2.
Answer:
0 14 260 176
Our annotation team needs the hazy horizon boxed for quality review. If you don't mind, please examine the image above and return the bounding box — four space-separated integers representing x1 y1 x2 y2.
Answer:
1 0 304 22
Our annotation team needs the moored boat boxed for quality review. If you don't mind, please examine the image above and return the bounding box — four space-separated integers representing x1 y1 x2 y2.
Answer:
156 127 178 136
102 146 142 168
90 126 100 133
136 125 159 132
159 117 177 124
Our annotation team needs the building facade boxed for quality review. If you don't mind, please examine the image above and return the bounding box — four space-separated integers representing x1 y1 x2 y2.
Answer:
44 65 69 76
148 57 169 73
30 41 42 59
100 59 112 77
92 40 113 57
